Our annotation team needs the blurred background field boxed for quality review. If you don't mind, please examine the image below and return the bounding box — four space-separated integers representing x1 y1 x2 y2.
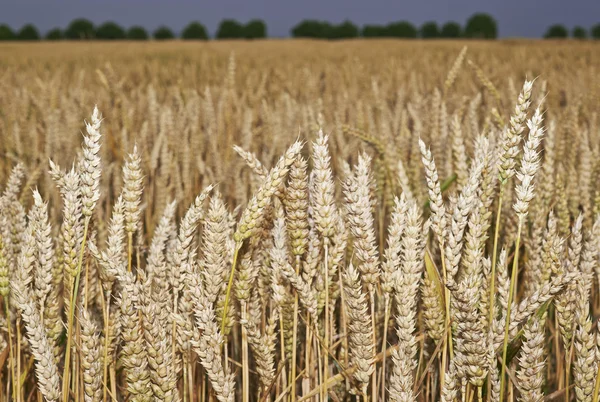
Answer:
1 39 599 219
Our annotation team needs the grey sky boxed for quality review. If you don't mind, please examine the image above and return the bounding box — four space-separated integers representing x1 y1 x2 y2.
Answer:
2 0 600 38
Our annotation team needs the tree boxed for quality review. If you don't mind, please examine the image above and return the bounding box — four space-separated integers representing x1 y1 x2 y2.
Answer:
592 24 600 39
95 22 126 40
362 24 387 38
45 28 63 40
153 26 175 40
362 22 417 38
464 13 497 39
182 22 209 40
572 26 587 39
127 26 148 40
441 21 462 38
244 19 267 39
291 20 332 39
386 21 418 38
420 21 440 39
216 19 244 39
0 24 15 40
331 21 359 39
65 18 95 39
544 24 568 39
590 24 600 39
17 24 40 40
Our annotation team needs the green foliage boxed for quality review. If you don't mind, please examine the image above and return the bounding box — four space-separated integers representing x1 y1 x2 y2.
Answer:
592 24 600 39
15 14 599 42
0 24 15 41
292 20 359 39
216 19 244 39
572 26 587 39
291 20 331 38
127 26 149 40
362 25 387 38
361 21 420 38
331 20 359 39
441 22 462 38
17 24 40 41
153 26 175 40
420 21 440 39
544 24 568 39
65 18 95 39
464 13 497 39
45 28 63 40
214 19 268 39
95 22 126 40
182 22 209 40
244 20 267 39
386 21 418 38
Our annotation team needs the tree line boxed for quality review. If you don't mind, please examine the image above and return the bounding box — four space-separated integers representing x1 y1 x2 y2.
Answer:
0 18 266 40
544 24 600 39
1 14 600 41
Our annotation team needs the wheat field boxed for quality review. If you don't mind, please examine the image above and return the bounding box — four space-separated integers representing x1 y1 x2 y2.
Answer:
0 40 600 402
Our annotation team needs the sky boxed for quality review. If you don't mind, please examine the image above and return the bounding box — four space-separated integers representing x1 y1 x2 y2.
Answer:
2 0 600 38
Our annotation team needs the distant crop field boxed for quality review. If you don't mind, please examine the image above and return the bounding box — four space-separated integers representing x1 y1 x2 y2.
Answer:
0 40 599 402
